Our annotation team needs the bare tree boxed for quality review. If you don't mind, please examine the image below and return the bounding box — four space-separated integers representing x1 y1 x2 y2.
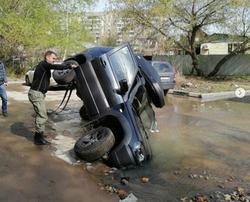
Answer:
111 0 228 76
207 0 250 77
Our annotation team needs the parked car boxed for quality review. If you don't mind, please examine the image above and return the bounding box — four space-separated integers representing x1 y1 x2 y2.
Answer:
25 63 75 88
64 43 165 168
151 61 176 95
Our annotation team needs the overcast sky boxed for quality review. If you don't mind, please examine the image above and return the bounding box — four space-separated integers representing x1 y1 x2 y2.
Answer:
89 0 108 12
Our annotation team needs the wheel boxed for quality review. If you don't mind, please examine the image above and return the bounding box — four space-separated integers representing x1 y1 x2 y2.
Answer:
79 105 90 120
164 89 169 96
53 69 75 85
74 127 115 162
25 75 31 86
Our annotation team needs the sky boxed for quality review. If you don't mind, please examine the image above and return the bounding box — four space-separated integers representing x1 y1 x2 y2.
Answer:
89 0 108 12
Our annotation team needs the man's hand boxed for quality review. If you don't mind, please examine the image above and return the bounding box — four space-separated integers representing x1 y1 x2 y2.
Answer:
64 60 79 69
4 82 8 87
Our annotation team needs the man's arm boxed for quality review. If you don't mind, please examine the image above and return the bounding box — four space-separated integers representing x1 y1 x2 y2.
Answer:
44 62 70 70
45 60 79 70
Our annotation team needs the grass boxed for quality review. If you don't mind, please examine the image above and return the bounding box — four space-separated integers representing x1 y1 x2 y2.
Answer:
175 73 250 93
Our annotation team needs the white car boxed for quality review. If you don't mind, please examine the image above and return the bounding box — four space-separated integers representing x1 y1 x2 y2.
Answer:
25 69 57 86
25 63 75 87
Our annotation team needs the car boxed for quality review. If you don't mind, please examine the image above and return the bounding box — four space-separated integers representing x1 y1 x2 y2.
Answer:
25 63 75 88
25 68 57 86
151 60 176 95
64 43 165 168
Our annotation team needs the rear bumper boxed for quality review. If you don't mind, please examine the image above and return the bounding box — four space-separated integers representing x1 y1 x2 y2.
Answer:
161 82 175 90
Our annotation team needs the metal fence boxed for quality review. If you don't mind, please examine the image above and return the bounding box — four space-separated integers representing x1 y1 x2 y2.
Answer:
153 55 250 76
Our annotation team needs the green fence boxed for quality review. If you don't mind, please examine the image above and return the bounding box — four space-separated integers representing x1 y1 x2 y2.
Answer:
153 55 250 76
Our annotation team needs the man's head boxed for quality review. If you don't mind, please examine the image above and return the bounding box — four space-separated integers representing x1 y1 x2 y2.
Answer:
44 50 57 64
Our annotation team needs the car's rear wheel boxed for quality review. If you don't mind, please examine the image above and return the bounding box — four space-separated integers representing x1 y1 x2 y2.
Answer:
25 75 31 86
74 127 115 162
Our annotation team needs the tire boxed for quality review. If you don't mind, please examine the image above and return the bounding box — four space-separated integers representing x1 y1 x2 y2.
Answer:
164 89 169 96
53 69 75 85
79 105 90 120
74 127 115 162
25 75 31 86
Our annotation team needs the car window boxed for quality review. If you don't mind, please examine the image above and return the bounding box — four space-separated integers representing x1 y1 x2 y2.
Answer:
152 62 173 73
109 46 138 87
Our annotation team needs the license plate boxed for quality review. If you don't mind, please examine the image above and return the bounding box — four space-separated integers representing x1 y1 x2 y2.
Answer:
161 76 170 81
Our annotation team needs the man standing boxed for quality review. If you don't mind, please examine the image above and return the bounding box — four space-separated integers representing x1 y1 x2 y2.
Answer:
0 60 8 117
28 50 78 145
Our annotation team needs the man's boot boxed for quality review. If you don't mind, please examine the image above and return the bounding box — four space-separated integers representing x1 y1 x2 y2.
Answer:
34 132 50 145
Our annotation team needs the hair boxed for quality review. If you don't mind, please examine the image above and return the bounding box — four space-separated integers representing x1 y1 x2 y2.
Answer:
44 50 57 60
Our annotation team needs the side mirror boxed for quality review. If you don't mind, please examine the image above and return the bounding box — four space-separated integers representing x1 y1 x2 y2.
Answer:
116 79 128 95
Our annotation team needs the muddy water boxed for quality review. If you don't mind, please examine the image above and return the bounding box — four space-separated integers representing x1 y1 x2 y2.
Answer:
7 82 249 201
113 95 250 201
47 92 250 201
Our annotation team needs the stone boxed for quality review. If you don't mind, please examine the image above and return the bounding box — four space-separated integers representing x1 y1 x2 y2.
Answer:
119 193 138 202
141 177 149 183
218 184 225 189
195 195 209 202
86 165 95 172
117 189 128 200
237 187 245 197
224 194 231 201
120 177 130 185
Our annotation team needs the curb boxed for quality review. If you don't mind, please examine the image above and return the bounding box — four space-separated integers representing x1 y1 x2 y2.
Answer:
169 89 250 101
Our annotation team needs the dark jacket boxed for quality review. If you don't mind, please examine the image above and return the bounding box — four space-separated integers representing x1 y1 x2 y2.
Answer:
31 60 70 94
0 61 7 86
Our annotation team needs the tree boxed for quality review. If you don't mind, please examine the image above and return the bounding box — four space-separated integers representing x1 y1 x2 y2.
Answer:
111 0 228 76
0 0 93 67
207 0 250 77
52 0 94 59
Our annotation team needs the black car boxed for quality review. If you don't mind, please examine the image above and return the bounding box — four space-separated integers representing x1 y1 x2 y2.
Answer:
65 44 165 168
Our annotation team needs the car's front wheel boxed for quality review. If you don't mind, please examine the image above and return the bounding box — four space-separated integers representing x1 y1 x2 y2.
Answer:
74 127 115 162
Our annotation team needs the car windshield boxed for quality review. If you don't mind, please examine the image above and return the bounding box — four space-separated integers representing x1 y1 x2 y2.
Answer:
152 62 173 73
109 46 138 87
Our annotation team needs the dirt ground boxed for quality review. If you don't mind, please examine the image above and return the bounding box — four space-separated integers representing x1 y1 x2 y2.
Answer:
0 81 118 202
175 74 250 93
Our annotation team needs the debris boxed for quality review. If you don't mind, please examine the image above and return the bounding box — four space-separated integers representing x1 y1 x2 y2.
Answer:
141 177 149 183
174 171 181 175
224 194 231 201
119 193 138 202
194 195 209 202
204 176 209 180
218 184 225 189
86 165 95 172
181 82 193 88
105 185 117 193
237 187 245 197
120 177 130 185
189 174 198 179
180 197 188 202
117 189 128 200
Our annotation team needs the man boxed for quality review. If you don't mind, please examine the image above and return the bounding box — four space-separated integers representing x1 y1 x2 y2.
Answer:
28 50 78 145
0 60 8 117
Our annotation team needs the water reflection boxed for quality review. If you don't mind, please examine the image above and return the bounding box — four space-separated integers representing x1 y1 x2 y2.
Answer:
120 95 250 201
